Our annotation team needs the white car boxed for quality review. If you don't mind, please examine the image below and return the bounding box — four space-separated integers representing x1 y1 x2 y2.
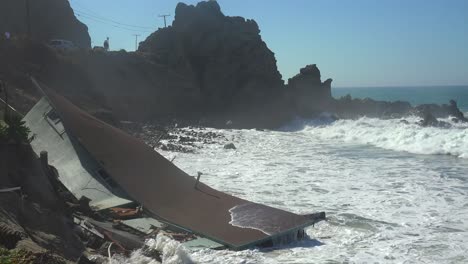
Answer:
48 39 77 51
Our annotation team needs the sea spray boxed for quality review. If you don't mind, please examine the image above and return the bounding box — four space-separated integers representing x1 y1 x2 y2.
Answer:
108 234 193 264
153 118 468 263
293 116 468 158
149 234 193 264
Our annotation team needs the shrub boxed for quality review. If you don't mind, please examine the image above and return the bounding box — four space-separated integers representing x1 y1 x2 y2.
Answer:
4 115 32 143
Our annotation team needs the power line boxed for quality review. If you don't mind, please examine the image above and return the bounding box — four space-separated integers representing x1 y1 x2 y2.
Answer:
75 12 153 33
69 0 104 18
69 0 155 30
133 34 140 51
74 9 155 30
158 14 170 28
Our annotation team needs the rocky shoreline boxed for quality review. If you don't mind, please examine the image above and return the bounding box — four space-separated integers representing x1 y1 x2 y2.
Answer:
1 0 466 131
123 120 229 153
0 0 467 262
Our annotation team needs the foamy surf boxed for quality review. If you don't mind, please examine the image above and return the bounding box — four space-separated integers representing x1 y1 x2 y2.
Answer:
114 115 468 264
105 234 193 264
153 121 468 263
285 116 468 158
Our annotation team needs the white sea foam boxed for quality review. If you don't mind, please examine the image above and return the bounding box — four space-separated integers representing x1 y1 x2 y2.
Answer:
155 122 468 264
117 117 468 263
109 234 193 264
286 116 468 158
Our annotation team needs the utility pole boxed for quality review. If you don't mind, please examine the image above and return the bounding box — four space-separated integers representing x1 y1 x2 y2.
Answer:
133 34 140 51
158 14 170 28
25 0 31 38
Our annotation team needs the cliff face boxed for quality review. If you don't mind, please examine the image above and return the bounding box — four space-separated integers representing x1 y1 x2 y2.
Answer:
139 1 284 113
0 0 332 128
0 0 90 48
287 64 333 116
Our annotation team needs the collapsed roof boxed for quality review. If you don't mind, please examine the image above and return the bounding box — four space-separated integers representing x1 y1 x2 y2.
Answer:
25 85 318 250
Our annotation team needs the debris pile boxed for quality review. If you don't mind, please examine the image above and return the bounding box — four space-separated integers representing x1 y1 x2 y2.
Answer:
4 79 326 262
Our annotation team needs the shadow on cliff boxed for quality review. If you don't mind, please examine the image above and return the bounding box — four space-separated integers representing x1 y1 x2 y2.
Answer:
0 0 466 131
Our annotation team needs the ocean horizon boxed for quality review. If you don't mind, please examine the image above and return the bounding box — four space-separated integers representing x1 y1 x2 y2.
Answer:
332 85 468 112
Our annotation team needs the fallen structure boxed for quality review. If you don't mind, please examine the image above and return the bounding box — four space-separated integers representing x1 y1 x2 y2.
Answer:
23 79 325 251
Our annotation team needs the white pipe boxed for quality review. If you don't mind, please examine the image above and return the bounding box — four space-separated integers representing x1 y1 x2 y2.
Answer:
0 187 21 193
107 242 114 264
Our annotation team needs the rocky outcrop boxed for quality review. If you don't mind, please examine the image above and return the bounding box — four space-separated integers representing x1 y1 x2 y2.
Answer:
139 1 284 114
2 0 465 129
0 0 90 48
418 110 451 128
416 100 468 122
332 95 413 119
287 64 333 117
331 94 467 122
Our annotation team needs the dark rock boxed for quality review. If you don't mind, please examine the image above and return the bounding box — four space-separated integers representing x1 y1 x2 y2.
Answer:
399 119 410 125
0 0 91 48
139 0 284 114
287 65 333 117
415 100 467 122
448 100 468 122
332 95 412 119
419 111 439 127
224 143 236 150
418 110 451 128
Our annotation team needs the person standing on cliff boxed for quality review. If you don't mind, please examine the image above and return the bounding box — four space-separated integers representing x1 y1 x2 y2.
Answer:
103 37 109 51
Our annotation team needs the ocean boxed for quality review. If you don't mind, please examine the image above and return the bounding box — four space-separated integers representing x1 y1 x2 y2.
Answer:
333 86 468 112
113 86 468 264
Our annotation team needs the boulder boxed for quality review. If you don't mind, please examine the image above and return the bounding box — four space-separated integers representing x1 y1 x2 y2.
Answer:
224 143 236 150
0 0 91 48
419 110 439 127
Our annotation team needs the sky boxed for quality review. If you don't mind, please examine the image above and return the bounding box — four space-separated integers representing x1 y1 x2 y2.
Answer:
68 0 468 87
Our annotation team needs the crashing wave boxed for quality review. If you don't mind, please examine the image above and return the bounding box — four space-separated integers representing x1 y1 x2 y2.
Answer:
108 233 193 264
285 116 468 158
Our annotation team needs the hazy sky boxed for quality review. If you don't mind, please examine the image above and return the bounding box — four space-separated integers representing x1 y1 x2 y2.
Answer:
69 0 468 87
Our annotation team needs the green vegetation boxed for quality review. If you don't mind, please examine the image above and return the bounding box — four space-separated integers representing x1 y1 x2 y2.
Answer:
0 247 64 264
0 115 32 143
0 247 35 264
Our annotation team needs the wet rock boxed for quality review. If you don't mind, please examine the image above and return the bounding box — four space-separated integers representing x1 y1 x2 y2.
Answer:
448 100 468 122
416 100 467 122
224 143 236 150
399 119 410 125
419 111 438 127
333 95 413 119
419 110 451 128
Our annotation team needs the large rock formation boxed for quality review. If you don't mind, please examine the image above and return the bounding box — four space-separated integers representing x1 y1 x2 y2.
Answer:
0 0 90 48
139 1 284 114
287 64 333 116
2 0 464 129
